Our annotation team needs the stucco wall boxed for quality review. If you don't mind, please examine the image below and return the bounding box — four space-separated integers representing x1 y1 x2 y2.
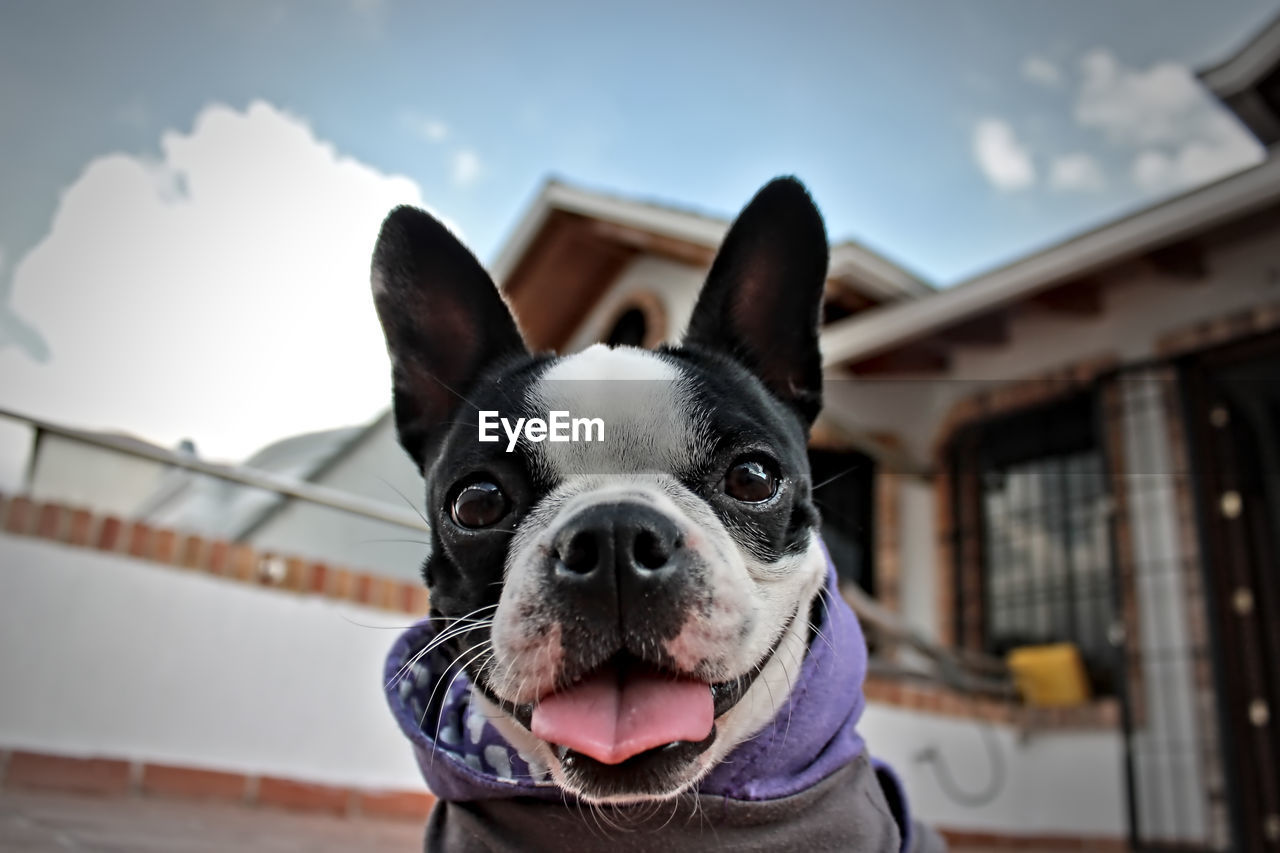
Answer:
862 704 1127 838
0 532 423 790
564 254 706 351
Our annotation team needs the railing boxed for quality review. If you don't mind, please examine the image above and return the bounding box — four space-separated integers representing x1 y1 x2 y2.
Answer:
1 407 429 532
0 406 1012 697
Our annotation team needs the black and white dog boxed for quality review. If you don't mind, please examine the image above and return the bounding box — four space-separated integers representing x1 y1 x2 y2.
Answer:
375 179 939 851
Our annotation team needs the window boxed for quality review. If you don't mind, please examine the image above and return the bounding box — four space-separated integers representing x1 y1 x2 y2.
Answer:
604 307 648 347
809 448 875 595
599 293 667 349
951 395 1117 693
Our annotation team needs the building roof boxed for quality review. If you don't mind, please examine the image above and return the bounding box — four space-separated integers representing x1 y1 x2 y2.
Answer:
819 153 1280 369
1200 12 1280 145
138 417 381 539
490 179 934 304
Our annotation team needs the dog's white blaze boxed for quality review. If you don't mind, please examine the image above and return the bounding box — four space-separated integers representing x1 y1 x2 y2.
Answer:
528 344 705 479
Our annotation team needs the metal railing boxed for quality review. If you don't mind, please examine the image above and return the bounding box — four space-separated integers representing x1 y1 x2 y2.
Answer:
0 406 1011 696
0 407 428 532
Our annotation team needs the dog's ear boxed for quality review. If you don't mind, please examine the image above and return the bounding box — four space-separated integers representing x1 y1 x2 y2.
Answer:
372 205 528 470
684 177 829 426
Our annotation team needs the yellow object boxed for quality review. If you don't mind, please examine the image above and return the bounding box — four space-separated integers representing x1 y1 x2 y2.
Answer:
1006 643 1092 707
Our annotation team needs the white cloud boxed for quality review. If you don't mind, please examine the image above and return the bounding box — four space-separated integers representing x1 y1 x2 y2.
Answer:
1076 50 1202 145
402 111 449 143
1049 152 1106 192
1129 114 1263 191
1074 49 1263 191
972 119 1035 191
1131 149 1174 190
451 148 483 187
1022 56 1062 88
0 100 431 461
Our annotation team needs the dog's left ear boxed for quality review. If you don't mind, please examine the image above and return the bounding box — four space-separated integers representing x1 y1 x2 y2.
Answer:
684 177 829 426
371 205 529 471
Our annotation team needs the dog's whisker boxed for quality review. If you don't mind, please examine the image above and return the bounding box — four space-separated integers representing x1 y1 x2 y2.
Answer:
351 537 434 548
810 460 870 492
389 612 496 688
385 620 493 689
375 475 431 528
425 642 495 767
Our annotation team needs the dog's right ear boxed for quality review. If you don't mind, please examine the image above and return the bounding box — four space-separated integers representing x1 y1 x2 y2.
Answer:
371 205 528 471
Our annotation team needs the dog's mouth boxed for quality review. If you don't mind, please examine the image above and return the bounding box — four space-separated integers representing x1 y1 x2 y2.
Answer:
477 621 790 792
530 654 716 766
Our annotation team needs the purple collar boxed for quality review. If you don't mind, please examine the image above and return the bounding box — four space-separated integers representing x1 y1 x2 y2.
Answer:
384 545 868 803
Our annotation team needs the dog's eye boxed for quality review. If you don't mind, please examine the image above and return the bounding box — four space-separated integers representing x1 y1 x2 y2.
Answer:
724 457 778 503
450 480 509 529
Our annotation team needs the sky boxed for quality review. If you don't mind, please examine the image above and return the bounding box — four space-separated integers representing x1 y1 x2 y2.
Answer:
1 0 1278 487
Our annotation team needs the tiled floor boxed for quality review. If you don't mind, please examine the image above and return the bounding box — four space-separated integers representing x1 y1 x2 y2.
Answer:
0 790 425 852
1 790 1075 852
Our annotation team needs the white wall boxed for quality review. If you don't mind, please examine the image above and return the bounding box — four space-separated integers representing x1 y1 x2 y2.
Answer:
564 254 706 351
30 434 169 517
862 704 1127 839
0 533 424 791
896 477 940 643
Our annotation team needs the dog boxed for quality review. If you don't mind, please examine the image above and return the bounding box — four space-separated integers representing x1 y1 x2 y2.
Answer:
376 178 944 851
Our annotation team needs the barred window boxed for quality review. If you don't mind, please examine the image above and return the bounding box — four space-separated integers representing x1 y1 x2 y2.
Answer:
952 395 1117 694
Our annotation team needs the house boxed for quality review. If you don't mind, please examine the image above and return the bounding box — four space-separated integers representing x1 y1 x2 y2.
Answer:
10 14 1278 850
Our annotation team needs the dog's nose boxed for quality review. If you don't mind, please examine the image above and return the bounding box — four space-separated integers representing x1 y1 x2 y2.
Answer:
551 503 682 607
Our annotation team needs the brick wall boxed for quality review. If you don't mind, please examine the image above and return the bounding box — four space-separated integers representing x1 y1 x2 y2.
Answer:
0 491 430 616
0 749 435 820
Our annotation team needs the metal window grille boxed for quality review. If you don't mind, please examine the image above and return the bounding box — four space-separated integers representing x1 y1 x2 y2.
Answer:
952 394 1118 693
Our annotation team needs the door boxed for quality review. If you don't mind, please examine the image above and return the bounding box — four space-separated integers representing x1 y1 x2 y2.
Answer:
1185 332 1280 852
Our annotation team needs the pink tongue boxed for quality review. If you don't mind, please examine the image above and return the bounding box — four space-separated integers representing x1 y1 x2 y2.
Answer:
531 665 714 765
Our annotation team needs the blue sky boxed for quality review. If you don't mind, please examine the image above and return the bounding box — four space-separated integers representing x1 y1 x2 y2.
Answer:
1 0 1278 473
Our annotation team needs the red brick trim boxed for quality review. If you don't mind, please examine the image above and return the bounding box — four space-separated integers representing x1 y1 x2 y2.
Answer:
863 676 1121 730
874 471 902 616
4 751 132 796
0 749 437 821
257 777 351 816
140 763 249 802
939 828 1129 851
930 354 1119 462
355 790 437 820
0 491 430 617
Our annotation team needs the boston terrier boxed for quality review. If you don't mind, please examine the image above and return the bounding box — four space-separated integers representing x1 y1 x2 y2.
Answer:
376 178 944 851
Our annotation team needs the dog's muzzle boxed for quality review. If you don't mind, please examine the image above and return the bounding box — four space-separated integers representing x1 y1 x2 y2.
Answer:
520 501 715 766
